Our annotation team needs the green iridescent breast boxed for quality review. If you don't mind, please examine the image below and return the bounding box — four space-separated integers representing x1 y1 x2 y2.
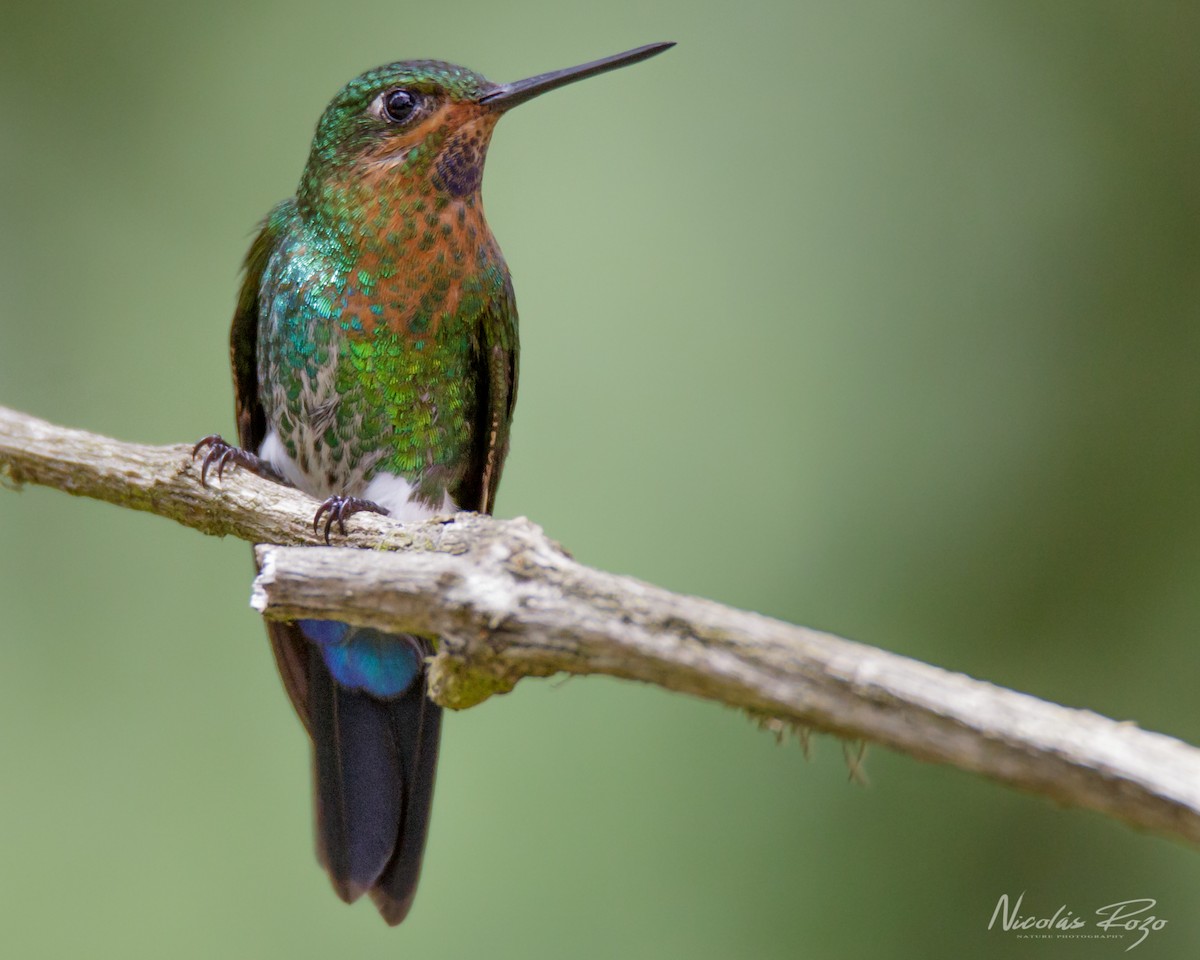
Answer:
254 199 513 508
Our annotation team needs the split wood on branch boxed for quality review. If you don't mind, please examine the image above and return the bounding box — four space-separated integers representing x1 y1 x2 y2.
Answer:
2 403 1199 848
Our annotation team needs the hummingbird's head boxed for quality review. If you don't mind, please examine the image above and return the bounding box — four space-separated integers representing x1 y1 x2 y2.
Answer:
298 44 674 212
300 60 497 206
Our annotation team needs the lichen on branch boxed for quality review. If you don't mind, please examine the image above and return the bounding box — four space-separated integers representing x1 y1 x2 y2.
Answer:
2 403 1199 850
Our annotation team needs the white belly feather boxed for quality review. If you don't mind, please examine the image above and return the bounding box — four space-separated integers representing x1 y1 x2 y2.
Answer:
259 428 458 521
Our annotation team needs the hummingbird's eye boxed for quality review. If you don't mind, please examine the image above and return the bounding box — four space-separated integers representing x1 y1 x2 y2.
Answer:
382 89 419 123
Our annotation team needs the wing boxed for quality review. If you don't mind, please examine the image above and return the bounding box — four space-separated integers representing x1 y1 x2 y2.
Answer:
229 200 314 727
456 279 519 514
231 199 295 455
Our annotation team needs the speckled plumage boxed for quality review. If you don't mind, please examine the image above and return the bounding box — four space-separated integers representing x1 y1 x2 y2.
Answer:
212 44 674 927
253 193 515 505
250 61 517 513
227 59 523 927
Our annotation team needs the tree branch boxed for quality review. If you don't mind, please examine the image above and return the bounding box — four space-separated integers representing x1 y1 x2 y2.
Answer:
3 403 1199 847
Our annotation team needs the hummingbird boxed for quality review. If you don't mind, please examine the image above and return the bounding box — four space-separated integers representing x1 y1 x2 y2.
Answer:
193 42 674 924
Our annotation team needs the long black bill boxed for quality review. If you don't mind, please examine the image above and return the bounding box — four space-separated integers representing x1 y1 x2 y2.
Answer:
478 42 675 110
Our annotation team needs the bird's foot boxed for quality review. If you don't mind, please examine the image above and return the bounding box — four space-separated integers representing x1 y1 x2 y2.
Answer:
191 434 284 486
314 495 390 543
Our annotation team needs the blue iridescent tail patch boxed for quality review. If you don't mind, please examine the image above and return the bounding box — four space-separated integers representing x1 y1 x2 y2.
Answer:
299 620 423 699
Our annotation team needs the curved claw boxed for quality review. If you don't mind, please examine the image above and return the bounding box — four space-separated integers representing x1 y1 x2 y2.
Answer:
201 448 219 485
312 496 390 544
192 435 245 486
190 434 286 488
192 434 224 459
313 500 332 536
193 434 231 486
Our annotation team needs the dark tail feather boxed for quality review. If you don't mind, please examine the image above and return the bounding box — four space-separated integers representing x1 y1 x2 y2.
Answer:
267 621 311 733
301 634 442 923
370 689 442 925
308 645 403 903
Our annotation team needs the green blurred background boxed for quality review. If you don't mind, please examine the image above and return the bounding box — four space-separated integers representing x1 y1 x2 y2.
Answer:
2 1 1198 956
